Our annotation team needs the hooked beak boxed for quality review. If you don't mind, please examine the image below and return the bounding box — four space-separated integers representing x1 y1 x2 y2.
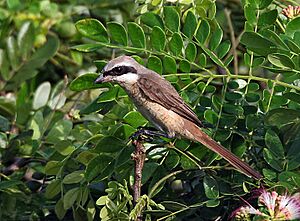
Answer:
94 73 112 84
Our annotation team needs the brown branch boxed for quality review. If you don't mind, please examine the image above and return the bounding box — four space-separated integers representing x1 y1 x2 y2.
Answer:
132 138 146 221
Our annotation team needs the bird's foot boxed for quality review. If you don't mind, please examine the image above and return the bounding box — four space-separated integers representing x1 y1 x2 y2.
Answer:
130 127 170 142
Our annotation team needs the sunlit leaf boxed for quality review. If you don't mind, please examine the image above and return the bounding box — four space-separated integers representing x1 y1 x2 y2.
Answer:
164 6 180 32
75 18 109 43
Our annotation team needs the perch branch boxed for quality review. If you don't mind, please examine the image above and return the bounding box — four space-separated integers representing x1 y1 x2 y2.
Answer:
132 138 146 221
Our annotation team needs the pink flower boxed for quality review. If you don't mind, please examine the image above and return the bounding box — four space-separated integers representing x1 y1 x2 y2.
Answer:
282 5 300 19
258 190 278 216
232 205 264 221
275 193 300 220
232 189 300 220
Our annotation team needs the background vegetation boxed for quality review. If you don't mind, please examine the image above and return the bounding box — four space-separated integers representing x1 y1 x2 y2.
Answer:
0 0 299 220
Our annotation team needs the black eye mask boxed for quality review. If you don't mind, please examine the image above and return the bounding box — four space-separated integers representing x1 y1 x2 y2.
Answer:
103 66 137 77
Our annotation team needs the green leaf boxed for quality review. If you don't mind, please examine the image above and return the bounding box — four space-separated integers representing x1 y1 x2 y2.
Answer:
87 200 96 221
45 180 61 199
151 26 166 51
179 59 191 73
195 20 210 44
165 150 180 170
226 92 242 101
63 171 84 184
55 198 67 220
0 115 10 131
283 92 300 103
6 0 20 9
265 129 284 159
286 17 300 38
97 86 119 103
163 56 177 74
76 151 97 166
224 55 234 66
6 36 18 70
142 162 159 184
263 148 283 171
252 57 265 67
248 82 260 91
203 176 219 199
113 124 135 140
107 22 127 46
32 35 59 61
48 81 66 110
285 38 300 54
258 9 277 27
33 81 51 110
240 31 277 56
140 12 164 29
278 171 300 188
54 140 75 156
128 22 146 48
169 32 183 56
164 6 180 32
71 43 102 52
85 155 114 181
94 60 107 71
199 53 206 67
95 136 124 153
223 103 244 116
287 139 300 170
46 120 73 144
262 168 277 181
259 0 273 9
244 5 256 25
185 42 197 62
206 199 220 207
96 196 108 206
265 108 300 127
123 111 147 128
147 55 162 74
0 49 10 80
204 109 218 125
63 187 80 210
209 25 223 50
182 11 197 39
216 40 231 59
10 35 59 84
0 180 22 190
268 53 295 69
70 73 106 91
75 18 109 43
200 44 224 67
45 161 61 175
17 21 34 59
245 92 260 102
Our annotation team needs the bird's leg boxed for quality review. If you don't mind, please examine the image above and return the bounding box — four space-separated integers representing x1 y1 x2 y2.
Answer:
130 126 172 142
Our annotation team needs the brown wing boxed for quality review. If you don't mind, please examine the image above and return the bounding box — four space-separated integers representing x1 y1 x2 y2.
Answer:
137 73 203 127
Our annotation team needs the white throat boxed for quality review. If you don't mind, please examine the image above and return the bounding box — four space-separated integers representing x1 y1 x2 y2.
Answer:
115 72 139 85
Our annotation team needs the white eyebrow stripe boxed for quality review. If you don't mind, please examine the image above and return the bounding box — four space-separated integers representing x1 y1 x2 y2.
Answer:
104 61 134 72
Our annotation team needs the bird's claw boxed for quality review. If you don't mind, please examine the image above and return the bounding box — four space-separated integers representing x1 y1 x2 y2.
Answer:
129 128 155 142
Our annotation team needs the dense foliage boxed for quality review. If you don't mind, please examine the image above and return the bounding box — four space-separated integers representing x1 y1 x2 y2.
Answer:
0 0 299 220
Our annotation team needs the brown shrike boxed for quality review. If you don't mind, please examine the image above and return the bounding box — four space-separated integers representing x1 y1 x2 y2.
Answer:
95 55 262 180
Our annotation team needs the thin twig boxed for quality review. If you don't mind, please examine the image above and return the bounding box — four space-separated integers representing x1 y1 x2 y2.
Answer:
224 8 238 75
132 139 146 221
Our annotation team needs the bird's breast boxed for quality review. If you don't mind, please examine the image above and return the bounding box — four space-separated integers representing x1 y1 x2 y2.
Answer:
122 83 191 138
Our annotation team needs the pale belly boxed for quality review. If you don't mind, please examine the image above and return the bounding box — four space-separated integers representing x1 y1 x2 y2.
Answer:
123 85 190 139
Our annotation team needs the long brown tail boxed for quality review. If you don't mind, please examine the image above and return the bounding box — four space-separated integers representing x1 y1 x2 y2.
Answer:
191 126 262 180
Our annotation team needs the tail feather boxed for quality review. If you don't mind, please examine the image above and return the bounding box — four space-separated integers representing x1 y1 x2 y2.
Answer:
192 127 262 180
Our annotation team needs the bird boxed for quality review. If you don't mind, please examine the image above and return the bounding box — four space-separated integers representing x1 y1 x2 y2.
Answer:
95 55 262 180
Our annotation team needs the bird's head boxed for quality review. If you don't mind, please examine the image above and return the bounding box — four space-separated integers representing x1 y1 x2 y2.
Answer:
95 55 140 86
